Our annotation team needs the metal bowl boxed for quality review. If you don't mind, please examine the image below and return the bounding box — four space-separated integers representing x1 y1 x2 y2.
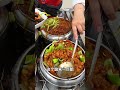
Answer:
38 40 85 88
11 44 35 90
85 37 120 89
41 17 72 41
14 4 34 33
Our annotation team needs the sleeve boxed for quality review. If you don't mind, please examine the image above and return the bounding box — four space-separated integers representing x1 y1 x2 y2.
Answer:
72 0 85 7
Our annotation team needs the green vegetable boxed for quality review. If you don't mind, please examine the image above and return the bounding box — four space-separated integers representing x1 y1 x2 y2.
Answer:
45 44 55 54
86 51 92 58
25 55 36 64
78 50 82 54
80 55 85 62
38 31 41 36
55 43 64 50
107 69 120 86
104 58 114 69
53 58 59 64
41 17 59 31
68 47 73 50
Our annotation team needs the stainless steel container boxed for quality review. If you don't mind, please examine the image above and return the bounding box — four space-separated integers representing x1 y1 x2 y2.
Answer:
0 0 11 7
41 29 72 41
85 37 120 89
11 44 35 90
41 17 72 41
13 1 34 33
38 40 85 90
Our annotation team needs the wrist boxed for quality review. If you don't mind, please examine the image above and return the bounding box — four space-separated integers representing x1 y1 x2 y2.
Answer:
74 3 85 12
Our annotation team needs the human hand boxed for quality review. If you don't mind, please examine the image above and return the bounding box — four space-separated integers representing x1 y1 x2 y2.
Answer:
88 0 120 32
72 4 85 40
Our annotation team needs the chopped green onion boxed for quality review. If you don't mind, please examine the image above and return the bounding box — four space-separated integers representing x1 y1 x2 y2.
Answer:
41 17 59 31
80 55 85 62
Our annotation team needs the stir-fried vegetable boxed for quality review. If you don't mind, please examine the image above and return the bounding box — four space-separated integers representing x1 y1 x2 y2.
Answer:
44 40 84 78
78 50 82 55
45 44 55 54
104 59 114 69
86 51 92 58
53 58 59 64
80 55 85 62
107 69 120 86
68 47 73 50
25 55 36 64
41 17 59 31
45 42 65 54
55 43 64 50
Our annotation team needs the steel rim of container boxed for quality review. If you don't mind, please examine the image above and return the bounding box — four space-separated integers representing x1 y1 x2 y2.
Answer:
41 30 72 41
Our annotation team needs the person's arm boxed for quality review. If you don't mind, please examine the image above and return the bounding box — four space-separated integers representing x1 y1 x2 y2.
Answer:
72 0 85 40
88 0 120 32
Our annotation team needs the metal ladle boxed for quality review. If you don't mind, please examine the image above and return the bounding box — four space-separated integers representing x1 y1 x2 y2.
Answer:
57 39 78 78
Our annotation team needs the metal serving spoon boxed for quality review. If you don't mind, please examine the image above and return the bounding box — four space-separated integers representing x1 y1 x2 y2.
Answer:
57 39 78 78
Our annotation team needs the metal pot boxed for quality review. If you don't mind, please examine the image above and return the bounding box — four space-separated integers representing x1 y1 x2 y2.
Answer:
38 40 85 89
41 17 72 41
85 37 120 89
11 44 35 90
0 0 11 7
14 5 34 33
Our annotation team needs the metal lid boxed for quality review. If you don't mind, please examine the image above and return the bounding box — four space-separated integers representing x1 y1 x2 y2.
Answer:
0 7 9 37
